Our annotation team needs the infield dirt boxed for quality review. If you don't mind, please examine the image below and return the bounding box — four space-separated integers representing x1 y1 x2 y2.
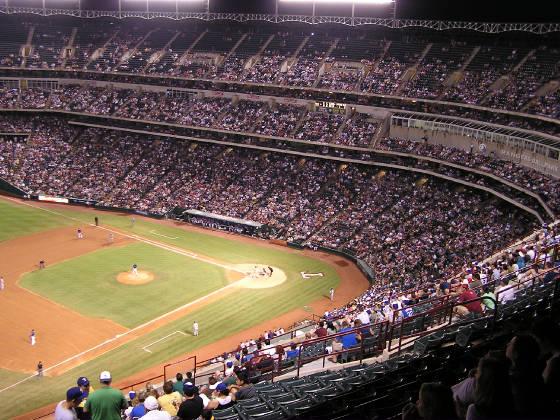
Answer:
1 198 369 420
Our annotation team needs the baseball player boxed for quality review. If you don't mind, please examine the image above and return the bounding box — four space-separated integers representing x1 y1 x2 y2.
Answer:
268 266 273 277
109 233 114 243
0 275 4 291
252 266 258 279
329 288 335 301
77 228 83 239
193 321 199 336
37 361 43 376
30 329 36 346
132 264 138 276
261 267 267 277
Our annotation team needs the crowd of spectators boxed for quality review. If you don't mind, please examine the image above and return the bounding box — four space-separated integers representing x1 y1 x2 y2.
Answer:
1 114 540 293
294 112 345 143
3 21 560 121
377 136 560 215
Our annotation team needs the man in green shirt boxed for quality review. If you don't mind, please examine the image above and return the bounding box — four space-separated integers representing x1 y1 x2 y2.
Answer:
84 371 127 420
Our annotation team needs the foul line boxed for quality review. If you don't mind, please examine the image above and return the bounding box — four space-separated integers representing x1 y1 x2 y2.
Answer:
0 266 247 394
4 197 248 275
0 197 251 394
142 331 187 353
150 230 179 240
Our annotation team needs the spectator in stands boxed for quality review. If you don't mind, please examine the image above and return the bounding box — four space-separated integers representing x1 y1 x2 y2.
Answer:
285 343 299 359
177 382 203 420
314 321 328 338
231 370 257 401
145 382 159 398
531 317 560 389
495 278 515 304
480 285 496 312
402 382 457 420
55 387 85 420
173 373 184 395
84 371 128 420
128 390 147 420
453 281 483 318
466 355 517 419
505 334 552 418
205 383 234 411
76 377 93 420
157 381 182 418
141 396 171 420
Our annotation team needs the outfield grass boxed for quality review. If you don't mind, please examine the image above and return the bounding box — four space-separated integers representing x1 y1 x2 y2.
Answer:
0 199 344 419
0 199 76 242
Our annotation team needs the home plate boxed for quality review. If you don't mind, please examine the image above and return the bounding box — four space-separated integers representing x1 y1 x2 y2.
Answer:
115 334 122 338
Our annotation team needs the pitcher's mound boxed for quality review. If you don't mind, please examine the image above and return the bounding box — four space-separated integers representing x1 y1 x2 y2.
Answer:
117 270 154 285
235 264 287 289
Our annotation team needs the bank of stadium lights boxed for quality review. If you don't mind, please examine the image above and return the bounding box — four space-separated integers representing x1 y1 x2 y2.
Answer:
120 0 208 14
279 0 393 3
277 0 395 19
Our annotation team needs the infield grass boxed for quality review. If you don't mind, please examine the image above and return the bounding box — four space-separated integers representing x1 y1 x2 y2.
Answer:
0 198 346 419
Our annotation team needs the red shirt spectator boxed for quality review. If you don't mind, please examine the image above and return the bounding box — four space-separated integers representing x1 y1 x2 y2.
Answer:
458 287 484 314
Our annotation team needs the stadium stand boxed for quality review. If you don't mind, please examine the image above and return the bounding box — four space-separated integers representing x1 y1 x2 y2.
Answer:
2 9 560 420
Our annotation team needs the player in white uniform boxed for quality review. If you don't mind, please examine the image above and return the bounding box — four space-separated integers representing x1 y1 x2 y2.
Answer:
329 288 335 301
30 329 36 346
252 266 258 279
132 264 138 276
0 275 4 291
77 228 83 239
193 321 199 336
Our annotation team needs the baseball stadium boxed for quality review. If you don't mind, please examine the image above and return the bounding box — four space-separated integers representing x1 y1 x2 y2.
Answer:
0 0 559 419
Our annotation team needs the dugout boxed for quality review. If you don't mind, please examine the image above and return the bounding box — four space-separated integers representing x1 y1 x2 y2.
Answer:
175 208 265 237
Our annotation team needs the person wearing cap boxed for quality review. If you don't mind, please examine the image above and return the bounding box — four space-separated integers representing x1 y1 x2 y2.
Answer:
55 387 85 420
128 390 147 420
84 371 127 420
205 382 234 411
157 381 182 417
76 377 94 420
177 382 203 420
453 281 483 317
123 391 136 419
140 395 171 420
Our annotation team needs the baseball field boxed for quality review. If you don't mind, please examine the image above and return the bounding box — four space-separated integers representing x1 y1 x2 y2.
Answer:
0 196 369 419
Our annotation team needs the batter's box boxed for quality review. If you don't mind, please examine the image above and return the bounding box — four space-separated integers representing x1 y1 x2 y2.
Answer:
142 331 187 353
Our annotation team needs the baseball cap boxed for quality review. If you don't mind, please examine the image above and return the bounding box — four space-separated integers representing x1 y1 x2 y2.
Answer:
216 382 227 392
67 387 85 402
226 361 233 368
144 396 158 411
183 381 197 396
77 377 90 387
129 391 136 400
462 280 469 287
99 371 111 381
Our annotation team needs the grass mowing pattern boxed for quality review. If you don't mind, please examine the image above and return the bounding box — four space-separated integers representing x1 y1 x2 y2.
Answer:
19 242 229 328
0 199 76 242
0 200 342 419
